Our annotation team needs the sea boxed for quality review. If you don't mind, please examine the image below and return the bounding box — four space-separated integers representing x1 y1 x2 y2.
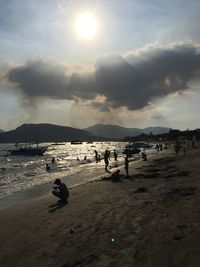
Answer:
0 142 156 209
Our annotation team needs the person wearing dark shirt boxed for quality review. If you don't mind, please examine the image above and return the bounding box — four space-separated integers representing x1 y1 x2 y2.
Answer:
141 151 147 161
52 179 69 203
114 150 118 161
94 150 98 163
104 150 109 172
124 157 129 176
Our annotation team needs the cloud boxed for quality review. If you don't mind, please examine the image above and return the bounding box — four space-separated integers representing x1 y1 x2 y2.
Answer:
6 42 200 111
151 113 165 121
8 60 96 100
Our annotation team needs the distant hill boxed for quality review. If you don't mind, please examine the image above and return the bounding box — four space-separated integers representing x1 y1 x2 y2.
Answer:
85 124 171 139
0 123 171 143
0 123 102 143
0 129 4 133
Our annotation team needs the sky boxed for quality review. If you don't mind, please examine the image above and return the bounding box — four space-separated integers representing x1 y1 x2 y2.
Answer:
1 0 200 131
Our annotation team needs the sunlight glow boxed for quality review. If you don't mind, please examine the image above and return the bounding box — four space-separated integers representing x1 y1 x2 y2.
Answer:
75 13 97 39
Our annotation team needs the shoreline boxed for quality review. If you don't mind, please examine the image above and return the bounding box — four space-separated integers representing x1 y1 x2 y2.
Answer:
0 149 167 212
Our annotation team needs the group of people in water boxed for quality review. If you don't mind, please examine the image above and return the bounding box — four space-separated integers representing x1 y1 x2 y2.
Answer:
50 146 149 203
50 139 198 203
50 148 130 203
51 151 130 203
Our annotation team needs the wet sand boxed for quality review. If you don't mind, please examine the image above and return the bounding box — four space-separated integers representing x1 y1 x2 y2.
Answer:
1 147 200 267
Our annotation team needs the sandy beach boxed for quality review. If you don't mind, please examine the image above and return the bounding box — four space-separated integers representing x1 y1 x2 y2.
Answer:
1 147 200 267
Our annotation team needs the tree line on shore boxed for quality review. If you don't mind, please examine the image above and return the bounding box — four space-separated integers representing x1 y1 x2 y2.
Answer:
123 128 200 142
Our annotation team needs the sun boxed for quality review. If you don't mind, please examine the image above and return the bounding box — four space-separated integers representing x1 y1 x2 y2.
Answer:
75 13 97 39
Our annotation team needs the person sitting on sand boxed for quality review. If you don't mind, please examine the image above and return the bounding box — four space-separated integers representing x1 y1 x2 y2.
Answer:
101 170 122 182
52 179 69 203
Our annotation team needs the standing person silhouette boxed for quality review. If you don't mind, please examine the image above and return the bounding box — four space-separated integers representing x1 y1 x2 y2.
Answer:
124 157 129 176
94 150 98 163
114 150 118 161
104 150 109 172
98 154 101 162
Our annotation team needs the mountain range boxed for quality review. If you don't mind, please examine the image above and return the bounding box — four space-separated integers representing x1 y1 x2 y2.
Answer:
0 124 97 143
0 123 170 143
85 124 170 139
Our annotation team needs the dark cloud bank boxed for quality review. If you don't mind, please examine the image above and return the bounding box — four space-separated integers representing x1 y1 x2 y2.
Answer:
7 43 200 111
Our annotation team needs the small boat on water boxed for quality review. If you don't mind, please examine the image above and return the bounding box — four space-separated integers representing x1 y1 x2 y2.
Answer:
51 143 65 146
71 140 82 145
9 143 48 156
127 142 153 149
122 142 153 157
123 146 141 157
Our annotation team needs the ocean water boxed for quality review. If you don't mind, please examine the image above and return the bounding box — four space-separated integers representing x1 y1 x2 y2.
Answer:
0 142 155 200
